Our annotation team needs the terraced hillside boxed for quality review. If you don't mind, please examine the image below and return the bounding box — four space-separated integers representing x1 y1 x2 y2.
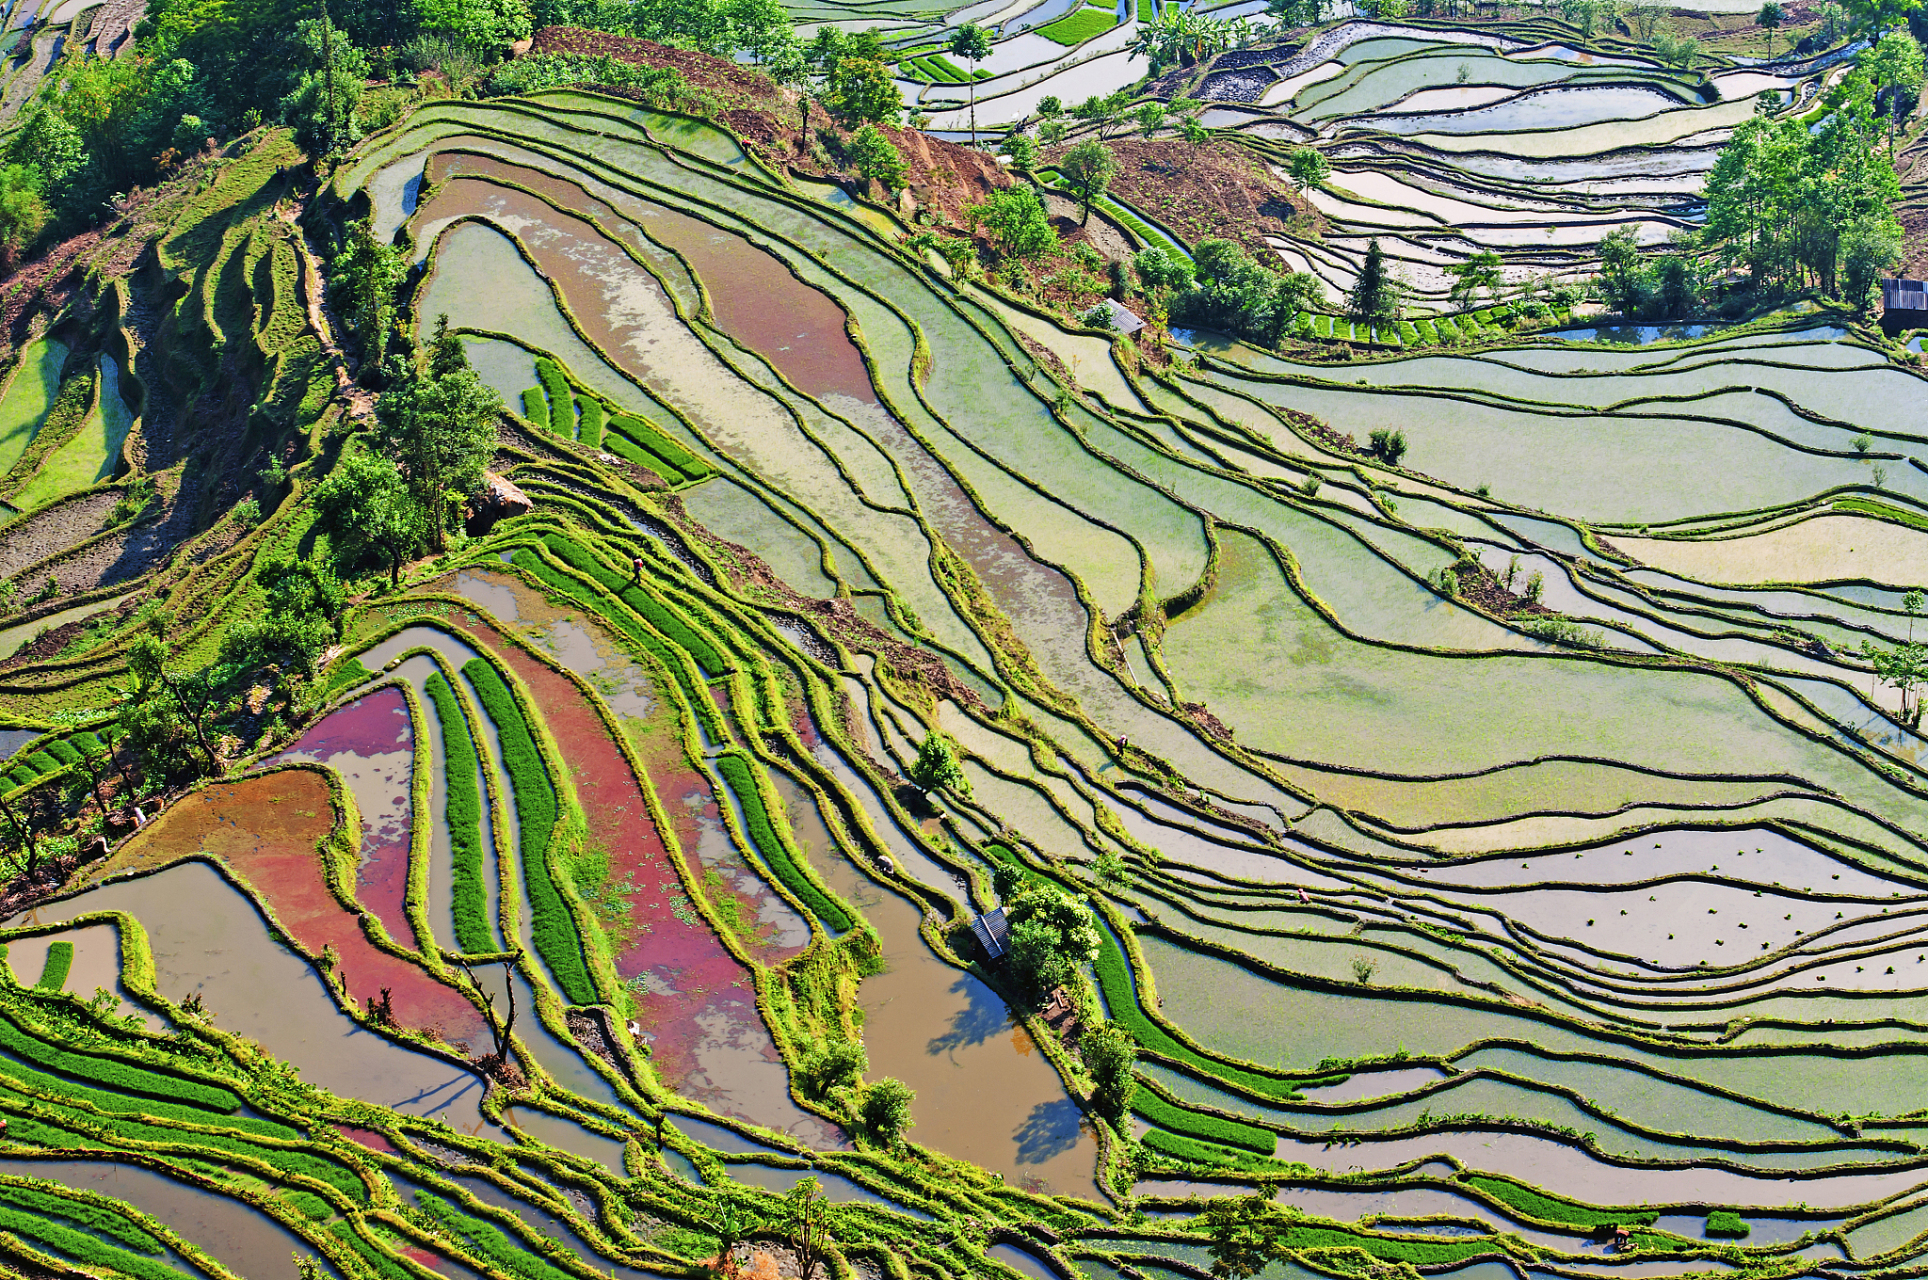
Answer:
0 5 1927 1280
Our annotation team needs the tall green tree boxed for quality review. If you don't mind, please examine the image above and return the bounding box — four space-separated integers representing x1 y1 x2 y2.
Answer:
859 1078 916 1146
1286 145 1328 192
314 449 431 586
1204 1196 1282 1280
0 165 47 270
1758 0 1784 53
950 22 992 147
331 220 407 374
1345 237 1399 325
1596 225 1647 316
847 123 907 191
1060 138 1118 225
1448 249 1502 309
375 315 502 552
1079 1021 1137 1124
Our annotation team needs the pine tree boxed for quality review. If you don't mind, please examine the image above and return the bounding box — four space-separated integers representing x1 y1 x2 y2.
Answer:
1347 238 1399 327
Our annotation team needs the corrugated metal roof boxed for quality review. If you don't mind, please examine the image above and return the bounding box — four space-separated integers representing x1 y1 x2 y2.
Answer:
970 906 1009 960
1883 278 1928 310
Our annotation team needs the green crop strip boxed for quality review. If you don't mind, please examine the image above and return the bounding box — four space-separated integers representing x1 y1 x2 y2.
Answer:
329 1220 426 1280
1460 1175 1657 1229
461 657 598 1006
323 657 376 698
0 1002 251 1116
425 671 495 954
577 397 605 448
507 547 727 740
414 1192 583 1280
1093 934 1304 1101
521 387 551 432
1704 1209 1749 1238
1140 1127 1282 1171
713 752 851 932
539 535 725 677
535 358 573 435
1131 1083 1275 1154
0 1180 165 1254
1279 1224 1499 1266
605 412 710 484
1037 4 1116 42
1833 495 1928 532
33 943 71 991
0 1197 188 1280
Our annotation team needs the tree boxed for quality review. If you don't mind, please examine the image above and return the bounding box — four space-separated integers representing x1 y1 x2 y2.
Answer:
1134 100 1167 136
330 220 407 375
1653 25 1699 67
1867 33 1924 150
1368 427 1408 465
950 23 992 147
783 1178 831 1280
1863 638 1926 726
1758 0 1784 53
127 636 224 776
1345 237 1400 325
847 123 907 191
416 0 534 55
999 132 1039 174
1060 139 1118 225
314 450 430 586
1596 225 1647 316
826 54 902 127
800 1038 867 1096
969 186 1056 262
1286 146 1328 192
1079 1020 1137 1124
1653 253 1700 316
859 1078 916 1145
1204 1195 1281 1280
1847 0 1924 40
375 315 502 552
1448 249 1502 308
1180 238 1321 346
221 552 347 673
281 16 367 158
1841 216 1901 308
1629 1 1664 39
0 165 46 271
1004 886 1101 997
908 731 971 795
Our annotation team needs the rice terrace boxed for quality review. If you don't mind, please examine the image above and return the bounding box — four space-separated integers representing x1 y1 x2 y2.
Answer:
3 0 1928 1274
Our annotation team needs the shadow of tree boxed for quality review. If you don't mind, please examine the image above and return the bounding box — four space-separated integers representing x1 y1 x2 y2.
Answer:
1012 1097 1085 1165
925 974 1011 1058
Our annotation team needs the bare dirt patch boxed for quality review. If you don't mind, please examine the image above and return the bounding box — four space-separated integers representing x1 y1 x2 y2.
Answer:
1059 138 1319 259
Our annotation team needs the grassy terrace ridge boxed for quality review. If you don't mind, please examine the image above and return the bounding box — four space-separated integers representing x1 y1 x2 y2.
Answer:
0 3 1925 1279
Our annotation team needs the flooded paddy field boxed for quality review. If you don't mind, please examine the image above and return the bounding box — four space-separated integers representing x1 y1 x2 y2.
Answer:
6 11 1928 1278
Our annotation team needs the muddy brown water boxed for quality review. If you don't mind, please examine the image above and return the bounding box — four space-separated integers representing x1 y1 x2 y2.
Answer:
436 155 877 404
771 770 1098 1193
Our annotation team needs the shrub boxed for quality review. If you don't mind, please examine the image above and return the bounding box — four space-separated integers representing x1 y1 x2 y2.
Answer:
713 752 852 931
1133 1085 1274 1154
1705 1210 1750 1238
425 672 494 954
460 659 597 1006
